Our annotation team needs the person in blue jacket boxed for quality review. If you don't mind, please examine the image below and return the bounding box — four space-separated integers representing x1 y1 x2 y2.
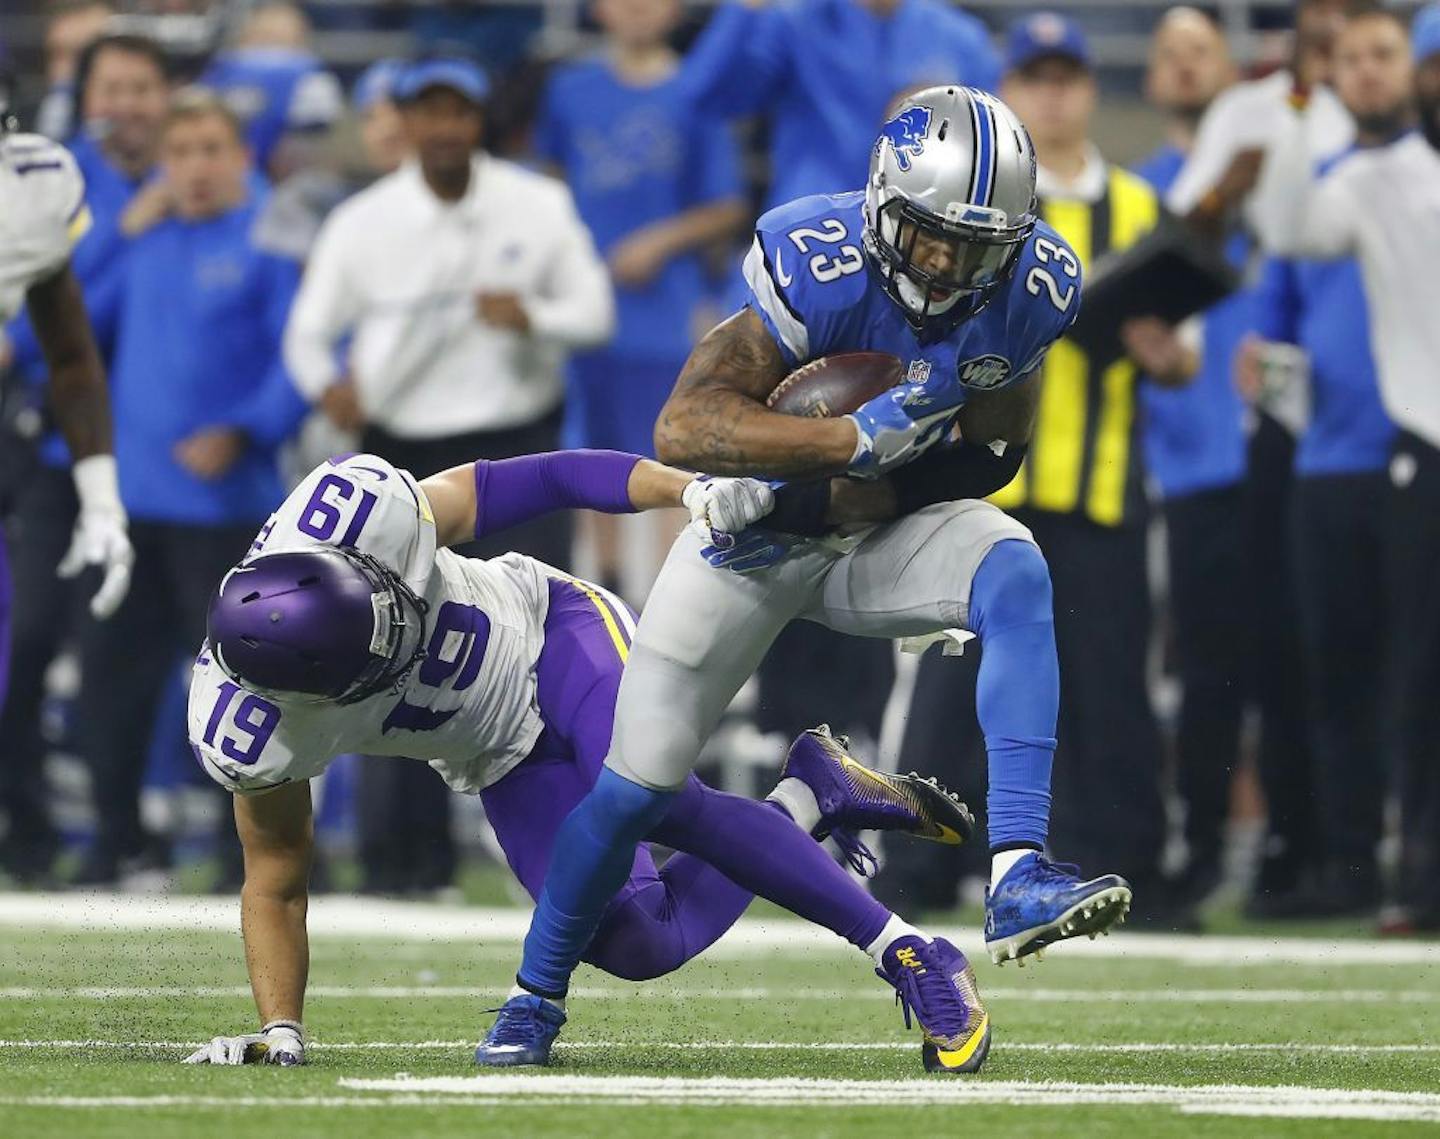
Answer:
0 32 170 886
74 88 307 885
533 0 747 593
1127 8 1252 911
1236 7 1407 921
677 0 1000 209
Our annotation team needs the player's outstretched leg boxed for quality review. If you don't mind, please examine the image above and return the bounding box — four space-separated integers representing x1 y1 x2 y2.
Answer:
770 724 974 875
969 539 1132 964
877 936 991 1073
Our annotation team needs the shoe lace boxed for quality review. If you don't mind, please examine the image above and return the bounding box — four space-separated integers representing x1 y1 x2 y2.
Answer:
829 828 878 877
1027 856 1081 884
882 955 969 1040
482 1002 552 1046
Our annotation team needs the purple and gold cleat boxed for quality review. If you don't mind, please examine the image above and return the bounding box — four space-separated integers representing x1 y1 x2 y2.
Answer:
878 935 992 1074
781 725 974 874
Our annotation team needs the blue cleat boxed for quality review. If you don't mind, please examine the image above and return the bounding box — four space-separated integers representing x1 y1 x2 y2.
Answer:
474 994 566 1067
984 853 1132 965
782 725 974 875
877 935 992 1074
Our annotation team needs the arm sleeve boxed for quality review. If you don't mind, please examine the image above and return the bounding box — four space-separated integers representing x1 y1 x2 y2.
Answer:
1255 110 1362 259
675 2 789 117
226 255 309 445
1251 256 1302 345
472 450 642 539
888 438 1027 514
282 206 362 399
525 187 616 347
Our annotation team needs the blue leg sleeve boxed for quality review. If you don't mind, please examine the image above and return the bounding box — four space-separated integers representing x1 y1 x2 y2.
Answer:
968 539 1058 851
517 766 676 997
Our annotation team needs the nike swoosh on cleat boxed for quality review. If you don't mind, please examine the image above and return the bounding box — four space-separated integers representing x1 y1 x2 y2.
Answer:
930 1012 991 1071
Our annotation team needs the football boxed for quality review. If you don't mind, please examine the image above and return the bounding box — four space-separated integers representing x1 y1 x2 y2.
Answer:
765 351 905 418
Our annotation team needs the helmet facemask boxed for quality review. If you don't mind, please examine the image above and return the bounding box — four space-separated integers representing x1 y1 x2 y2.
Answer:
866 193 1034 337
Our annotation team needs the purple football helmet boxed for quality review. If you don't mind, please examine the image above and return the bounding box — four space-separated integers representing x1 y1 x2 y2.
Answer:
207 547 428 704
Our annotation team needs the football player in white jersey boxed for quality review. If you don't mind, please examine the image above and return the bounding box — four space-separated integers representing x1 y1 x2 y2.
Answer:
184 446 983 1069
0 93 134 719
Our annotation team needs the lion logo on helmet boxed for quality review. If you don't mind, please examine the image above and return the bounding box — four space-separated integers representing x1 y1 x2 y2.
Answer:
876 105 933 173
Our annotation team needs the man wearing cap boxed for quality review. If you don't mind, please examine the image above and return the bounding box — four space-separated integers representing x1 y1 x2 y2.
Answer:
986 14 1172 909
283 56 614 895
1264 2 1440 933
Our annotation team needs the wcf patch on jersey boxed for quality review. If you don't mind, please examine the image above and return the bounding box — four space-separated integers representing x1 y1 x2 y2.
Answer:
957 354 1012 390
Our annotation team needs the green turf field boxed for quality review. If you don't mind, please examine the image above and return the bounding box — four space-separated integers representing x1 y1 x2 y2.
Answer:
1 895 1437 1137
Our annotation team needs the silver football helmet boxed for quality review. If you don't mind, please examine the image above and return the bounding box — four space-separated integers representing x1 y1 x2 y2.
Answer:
864 86 1038 336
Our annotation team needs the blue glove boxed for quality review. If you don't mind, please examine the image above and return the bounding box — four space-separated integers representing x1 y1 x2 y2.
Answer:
701 529 796 574
846 382 962 478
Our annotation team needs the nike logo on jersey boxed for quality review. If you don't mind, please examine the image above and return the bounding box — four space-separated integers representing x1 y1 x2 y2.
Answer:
774 248 794 288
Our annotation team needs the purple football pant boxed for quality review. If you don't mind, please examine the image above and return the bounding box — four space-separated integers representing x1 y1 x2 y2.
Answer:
481 580 754 981
483 579 891 981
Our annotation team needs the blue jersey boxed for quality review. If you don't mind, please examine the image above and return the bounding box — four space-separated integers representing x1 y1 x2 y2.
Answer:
1251 148 1394 477
1132 143 1248 500
680 0 999 209
534 57 742 361
203 48 342 173
742 191 1078 399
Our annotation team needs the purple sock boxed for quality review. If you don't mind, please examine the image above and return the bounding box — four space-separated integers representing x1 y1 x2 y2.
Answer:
649 778 891 950
585 852 755 981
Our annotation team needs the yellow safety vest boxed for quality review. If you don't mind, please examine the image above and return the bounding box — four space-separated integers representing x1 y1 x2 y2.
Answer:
991 166 1160 526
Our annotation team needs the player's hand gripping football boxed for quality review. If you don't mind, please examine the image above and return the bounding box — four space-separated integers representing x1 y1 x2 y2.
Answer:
846 381 960 478
682 476 775 547
183 1020 306 1066
58 454 134 619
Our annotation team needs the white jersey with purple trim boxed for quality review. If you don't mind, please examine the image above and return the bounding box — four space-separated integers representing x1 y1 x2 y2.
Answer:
0 133 90 322
187 454 563 796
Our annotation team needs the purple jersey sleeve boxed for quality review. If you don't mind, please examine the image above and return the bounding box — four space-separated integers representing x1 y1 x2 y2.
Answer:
473 450 643 540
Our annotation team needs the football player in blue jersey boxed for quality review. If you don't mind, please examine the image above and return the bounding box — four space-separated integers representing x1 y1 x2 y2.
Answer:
479 85 1133 1070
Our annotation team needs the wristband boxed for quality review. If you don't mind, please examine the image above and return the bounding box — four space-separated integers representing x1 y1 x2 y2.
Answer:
261 1019 305 1041
72 453 123 514
766 480 832 537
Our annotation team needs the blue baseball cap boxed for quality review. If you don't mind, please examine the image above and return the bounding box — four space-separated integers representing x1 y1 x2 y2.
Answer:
1005 12 1093 73
392 57 490 105
352 59 404 113
1414 3 1440 64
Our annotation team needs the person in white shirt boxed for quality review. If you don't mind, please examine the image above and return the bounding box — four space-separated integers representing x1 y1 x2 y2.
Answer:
282 56 614 896
1167 0 1355 236
1262 3 1440 933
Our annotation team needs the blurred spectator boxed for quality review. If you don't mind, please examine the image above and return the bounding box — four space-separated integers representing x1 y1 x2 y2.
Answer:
284 58 613 895
986 14 1170 906
0 31 169 885
352 59 408 177
1171 0 1355 236
201 1 343 181
1129 8 1251 908
1263 5 1440 927
74 89 306 886
533 0 746 596
678 0 999 208
1238 7 1406 918
35 0 114 140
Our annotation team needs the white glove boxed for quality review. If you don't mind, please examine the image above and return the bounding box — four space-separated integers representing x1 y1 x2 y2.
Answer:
682 476 775 545
59 454 133 619
183 1020 306 1066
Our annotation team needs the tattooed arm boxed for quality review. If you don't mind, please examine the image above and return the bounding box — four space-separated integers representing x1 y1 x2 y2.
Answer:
653 307 859 477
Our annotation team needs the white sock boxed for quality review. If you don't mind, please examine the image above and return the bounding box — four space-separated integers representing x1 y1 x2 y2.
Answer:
510 983 565 1013
864 913 929 965
991 848 1038 890
767 777 822 836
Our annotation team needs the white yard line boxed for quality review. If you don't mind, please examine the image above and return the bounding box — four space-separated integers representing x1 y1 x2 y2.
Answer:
1 984 1435 1003
3 1039 1439 1055
3 893 1437 967
5 1079 1440 1122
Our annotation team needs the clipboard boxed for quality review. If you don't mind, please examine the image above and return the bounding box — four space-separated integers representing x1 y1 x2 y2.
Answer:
1065 213 1240 370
